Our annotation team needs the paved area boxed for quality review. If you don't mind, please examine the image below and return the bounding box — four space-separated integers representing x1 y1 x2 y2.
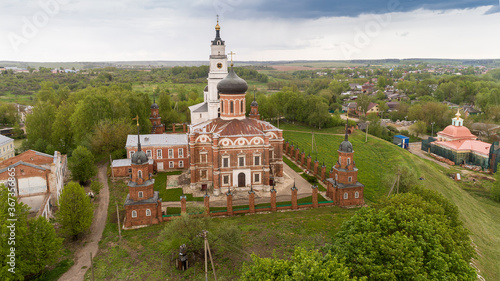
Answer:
163 159 322 209
59 164 110 281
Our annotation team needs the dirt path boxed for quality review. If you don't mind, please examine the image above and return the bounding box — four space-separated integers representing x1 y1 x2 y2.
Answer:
59 164 110 281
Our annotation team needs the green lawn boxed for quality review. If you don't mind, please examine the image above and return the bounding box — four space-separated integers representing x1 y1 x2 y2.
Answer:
85 178 356 280
152 171 205 202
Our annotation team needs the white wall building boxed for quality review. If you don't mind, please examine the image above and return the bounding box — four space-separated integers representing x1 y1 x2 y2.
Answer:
0 135 15 161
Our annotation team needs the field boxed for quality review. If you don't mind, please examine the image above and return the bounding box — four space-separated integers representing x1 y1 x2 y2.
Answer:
81 124 500 280
282 127 500 280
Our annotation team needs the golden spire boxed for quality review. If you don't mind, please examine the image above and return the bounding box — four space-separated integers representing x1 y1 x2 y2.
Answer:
455 108 461 119
215 14 220 31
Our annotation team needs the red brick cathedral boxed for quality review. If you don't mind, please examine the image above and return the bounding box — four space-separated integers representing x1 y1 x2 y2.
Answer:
124 123 162 228
326 123 365 206
189 65 284 195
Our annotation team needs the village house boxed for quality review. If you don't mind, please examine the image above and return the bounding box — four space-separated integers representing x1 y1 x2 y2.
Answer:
0 135 15 161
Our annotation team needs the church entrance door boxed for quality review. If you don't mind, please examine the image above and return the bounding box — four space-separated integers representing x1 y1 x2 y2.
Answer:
238 173 245 187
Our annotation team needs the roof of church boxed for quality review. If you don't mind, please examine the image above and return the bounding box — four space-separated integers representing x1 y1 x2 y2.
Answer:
126 134 188 147
438 125 477 140
124 191 159 206
191 117 280 137
193 102 208 113
217 67 248 95
434 140 491 156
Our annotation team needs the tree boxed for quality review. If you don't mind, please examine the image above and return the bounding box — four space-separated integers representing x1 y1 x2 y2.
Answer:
90 180 103 195
23 216 63 278
25 101 56 150
57 182 94 238
0 185 62 280
68 146 97 183
328 191 476 280
158 206 240 262
89 119 133 156
409 120 427 137
240 247 364 281
0 103 19 126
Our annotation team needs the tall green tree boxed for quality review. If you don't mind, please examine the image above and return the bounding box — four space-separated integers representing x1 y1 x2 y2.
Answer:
68 146 97 183
57 182 94 238
328 190 476 280
0 103 19 126
25 101 56 150
240 247 364 281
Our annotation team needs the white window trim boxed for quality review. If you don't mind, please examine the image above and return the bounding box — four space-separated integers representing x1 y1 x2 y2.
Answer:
343 192 348 199
168 149 174 158
222 156 230 168
157 149 162 159
179 161 184 168
130 151 134 158
131 210 137 218
238 156 245 167
146 150 152 158
169 161 174 168
223 175 230 185
138 191 143 198
200 152 208 163
146 209 151 216
178 148 184 158
355 191 359 199
254 154 261 166
254 173 261 183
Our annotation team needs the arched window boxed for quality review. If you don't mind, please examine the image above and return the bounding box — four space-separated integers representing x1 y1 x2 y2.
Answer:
146 209 151 216
138 191 143 198
240 100 244 113
347 158 351 166
138 170 142 179
338 156 341 163
230 101 234 113
348 176 352 182
131 210 137 218
343 192 348 199
355 191 359 198
221 101 224 113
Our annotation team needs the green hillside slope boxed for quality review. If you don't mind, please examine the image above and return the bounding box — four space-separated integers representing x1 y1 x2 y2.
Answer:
283 129 500 280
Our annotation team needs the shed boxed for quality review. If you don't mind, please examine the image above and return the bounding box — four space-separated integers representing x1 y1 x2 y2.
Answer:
393 135 409 149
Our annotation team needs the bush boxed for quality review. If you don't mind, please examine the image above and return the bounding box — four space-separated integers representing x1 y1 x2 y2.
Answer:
301 173 318 184
90 181 104 195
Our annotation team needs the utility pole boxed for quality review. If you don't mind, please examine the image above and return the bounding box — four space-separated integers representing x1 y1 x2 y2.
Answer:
116 203 122 241
110 154 114 179
204 231 208 281
365 122 370 142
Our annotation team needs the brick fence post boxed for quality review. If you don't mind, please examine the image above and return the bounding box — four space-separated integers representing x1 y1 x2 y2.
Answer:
180 195 187 214
288 145 294 157
291 184 298 210
204 192 210 216
321 164 326 182
313 160 319 176
301 151 306 166
248 188 255 213
270 188 277 212
226 189 233 216
295 146 300 160
307 155 312 171
312 185 318 208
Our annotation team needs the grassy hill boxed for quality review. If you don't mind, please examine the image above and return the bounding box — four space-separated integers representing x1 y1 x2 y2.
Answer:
283 128 500 280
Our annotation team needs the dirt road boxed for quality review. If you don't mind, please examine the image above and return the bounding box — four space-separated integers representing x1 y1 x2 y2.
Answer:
59 164 110 281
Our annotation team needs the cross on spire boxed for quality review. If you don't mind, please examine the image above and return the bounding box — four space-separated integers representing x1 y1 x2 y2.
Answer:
228 51 236 66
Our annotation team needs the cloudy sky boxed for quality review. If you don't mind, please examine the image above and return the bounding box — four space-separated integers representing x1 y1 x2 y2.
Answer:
0 0 499 62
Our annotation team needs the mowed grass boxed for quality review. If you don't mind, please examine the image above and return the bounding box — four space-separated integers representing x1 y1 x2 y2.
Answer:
283 128 500 280
85 176 356 280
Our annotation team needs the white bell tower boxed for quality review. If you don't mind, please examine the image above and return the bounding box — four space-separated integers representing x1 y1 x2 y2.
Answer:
207 16 228 119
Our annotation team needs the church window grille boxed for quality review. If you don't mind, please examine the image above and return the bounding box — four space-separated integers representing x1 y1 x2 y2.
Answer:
347 158 351 166
254 173 260 183
230 101 234 113
178 149 184 158
138 170 142 179
146 150 152 158
169 161 174 168
168 149 173 158
179 161 184 168
200 154 208 163
355 191 359 198
344 192 348 199
131 210 137 218
223 175 229 185
157 149 162 159
221 101 224 112
348 176 352 182
240 100 244 113
223 157 229 168
138 191 143 198
239 156 245 167
146 209 151 216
